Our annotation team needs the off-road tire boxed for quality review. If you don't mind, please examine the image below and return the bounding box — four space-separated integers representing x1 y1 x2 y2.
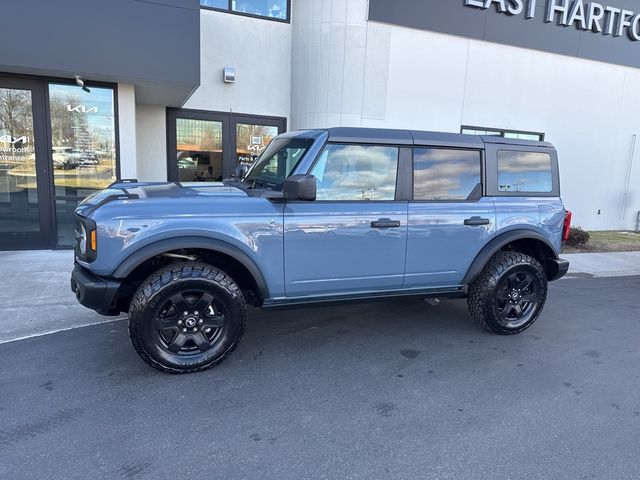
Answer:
467 251 547 335
129 262 246 374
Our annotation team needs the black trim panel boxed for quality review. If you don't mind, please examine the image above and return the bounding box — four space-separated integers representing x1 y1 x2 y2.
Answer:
71 264 122 316
546 257 569 282
262 286 467 310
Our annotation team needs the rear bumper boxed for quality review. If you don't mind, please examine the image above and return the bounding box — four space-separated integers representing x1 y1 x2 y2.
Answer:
546 257 570 281
70 264 122 316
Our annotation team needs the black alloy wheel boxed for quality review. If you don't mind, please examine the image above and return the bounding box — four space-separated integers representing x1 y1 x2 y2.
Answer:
494 271 541 329
154 290 226 355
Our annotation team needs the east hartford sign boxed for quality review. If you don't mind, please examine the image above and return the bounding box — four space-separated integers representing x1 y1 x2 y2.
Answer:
465 0 640 40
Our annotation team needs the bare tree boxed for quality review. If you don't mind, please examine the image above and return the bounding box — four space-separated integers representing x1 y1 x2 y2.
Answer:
0 88 33 145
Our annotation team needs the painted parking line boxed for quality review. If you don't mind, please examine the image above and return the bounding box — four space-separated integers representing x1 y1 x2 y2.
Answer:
0 317 127 345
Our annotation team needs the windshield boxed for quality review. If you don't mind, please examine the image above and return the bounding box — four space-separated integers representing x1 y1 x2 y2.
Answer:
243 137 313 189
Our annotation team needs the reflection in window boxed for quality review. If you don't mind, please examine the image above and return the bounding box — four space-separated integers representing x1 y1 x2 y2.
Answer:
200 0 228 9
232 0 287 19
48 83 116 197
497 150 552 193
0 87 39 233
244 137 312 188
200 0 288 20
234 124 278 178
176 118 223 182
413 149 481 201
311 145 398 201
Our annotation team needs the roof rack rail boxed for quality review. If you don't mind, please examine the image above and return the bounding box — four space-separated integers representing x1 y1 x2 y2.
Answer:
107 178 139 188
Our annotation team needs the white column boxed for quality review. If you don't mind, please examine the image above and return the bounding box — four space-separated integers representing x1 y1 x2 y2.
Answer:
135 105 167 182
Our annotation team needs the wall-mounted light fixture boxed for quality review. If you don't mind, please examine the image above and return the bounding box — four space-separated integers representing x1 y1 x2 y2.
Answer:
223 67 236 83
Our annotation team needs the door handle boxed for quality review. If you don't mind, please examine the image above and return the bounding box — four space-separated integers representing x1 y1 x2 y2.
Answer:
371 218 401 229
464 216 491 227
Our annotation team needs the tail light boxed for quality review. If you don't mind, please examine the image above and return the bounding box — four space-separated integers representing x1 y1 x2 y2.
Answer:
562 210 572 242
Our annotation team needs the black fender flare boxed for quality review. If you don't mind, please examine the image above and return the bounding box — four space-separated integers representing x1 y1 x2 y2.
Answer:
112 236 270 300
462 229 559 285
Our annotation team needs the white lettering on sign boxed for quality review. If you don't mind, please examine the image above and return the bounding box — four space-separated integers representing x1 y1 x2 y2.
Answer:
67 105 98 113
464 0 640 40
0 135 27 144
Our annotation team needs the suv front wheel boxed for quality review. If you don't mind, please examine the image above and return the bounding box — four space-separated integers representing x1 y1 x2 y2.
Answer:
467 251 548 335
129 262 247 373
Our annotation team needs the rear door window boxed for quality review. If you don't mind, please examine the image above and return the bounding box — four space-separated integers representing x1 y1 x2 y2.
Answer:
413 148 481 201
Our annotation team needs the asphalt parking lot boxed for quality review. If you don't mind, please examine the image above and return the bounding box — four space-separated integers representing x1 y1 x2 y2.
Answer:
1 274 639 479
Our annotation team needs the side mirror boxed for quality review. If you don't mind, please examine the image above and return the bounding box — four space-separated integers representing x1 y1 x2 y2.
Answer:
283 174 316 201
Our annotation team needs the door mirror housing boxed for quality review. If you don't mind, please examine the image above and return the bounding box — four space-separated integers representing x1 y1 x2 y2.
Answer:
284 174 316 201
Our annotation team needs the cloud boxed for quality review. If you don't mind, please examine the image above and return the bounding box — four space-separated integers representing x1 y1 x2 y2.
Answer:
413 149 480 199
498 151 551 172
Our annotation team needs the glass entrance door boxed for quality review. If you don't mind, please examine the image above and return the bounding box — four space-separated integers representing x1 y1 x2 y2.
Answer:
167 109 286 183
47 83 117 246
0 77 51 250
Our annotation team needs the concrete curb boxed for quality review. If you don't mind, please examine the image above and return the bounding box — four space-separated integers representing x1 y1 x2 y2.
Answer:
561 251 640 278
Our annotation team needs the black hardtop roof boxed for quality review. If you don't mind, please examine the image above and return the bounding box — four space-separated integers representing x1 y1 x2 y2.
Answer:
315 127 554 149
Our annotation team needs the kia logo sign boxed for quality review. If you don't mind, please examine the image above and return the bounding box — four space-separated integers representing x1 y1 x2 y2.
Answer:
0 135 28 144
67 105 98 113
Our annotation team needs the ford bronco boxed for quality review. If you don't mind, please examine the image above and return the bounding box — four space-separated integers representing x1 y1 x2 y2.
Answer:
71 128 570 373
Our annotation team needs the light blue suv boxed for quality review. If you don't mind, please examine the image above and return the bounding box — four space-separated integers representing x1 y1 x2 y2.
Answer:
71 128 570 373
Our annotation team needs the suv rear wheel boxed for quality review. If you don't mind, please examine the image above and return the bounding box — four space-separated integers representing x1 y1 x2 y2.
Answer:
467 251 548 335
129 262 246 374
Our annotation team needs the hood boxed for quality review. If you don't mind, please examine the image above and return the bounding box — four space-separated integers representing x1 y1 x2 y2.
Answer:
75 181 247 217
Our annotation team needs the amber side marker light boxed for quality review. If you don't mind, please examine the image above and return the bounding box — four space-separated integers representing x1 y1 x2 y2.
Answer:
90 230 97 251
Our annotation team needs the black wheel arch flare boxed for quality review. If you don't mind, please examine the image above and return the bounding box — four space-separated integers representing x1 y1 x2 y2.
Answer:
462 229 559 285
112 236 270 301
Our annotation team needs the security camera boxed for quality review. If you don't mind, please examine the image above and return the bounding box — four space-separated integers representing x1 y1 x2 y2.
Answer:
74 75 91 93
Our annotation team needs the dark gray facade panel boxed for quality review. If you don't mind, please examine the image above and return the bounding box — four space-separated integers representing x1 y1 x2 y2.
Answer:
0 0 200 105
484 5 581 57
368 0 486 40
368 0 640 70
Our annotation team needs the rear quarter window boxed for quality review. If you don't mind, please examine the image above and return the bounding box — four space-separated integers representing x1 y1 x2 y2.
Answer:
497 150 552 193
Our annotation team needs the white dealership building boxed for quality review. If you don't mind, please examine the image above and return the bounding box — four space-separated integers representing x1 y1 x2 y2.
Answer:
1 0 639 249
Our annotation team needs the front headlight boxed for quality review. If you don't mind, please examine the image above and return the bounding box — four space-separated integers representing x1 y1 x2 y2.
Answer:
74 216 97 262
78 223 87 256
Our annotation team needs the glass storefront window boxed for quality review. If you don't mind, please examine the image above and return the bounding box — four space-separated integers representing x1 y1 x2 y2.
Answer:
200 0 288 21
48 83 117 198
234 123 278 178
232 0 287 19
201 0 228 8
0 87 39 233
55 198 79 246
176 118 223 182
